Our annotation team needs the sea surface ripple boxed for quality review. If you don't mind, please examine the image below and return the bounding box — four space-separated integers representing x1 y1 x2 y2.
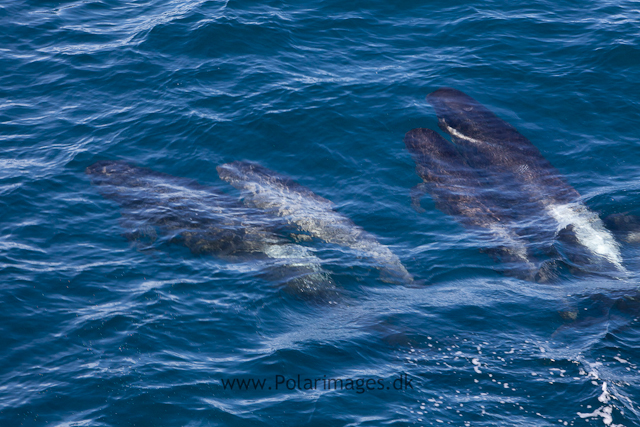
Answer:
1 0 640 425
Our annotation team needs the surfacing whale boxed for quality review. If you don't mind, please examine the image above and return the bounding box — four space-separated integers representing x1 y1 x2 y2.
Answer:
86 160 337 298
423 88 624 274
216 161 414 284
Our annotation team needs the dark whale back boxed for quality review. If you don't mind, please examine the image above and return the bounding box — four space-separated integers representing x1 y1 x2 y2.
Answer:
86 160 280 255
410 89 625 275
404 128 497 226
426 88 580 205
86 160 339 298
404 128 539 277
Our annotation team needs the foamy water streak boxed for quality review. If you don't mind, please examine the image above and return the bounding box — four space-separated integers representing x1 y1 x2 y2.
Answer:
547 203 625 272
576 358 628 427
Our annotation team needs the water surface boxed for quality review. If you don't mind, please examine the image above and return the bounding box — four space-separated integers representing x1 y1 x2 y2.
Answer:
2 0 640 425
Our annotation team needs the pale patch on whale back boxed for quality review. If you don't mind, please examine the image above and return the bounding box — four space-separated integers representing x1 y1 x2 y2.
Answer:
547 203 625 272
442 122 485 145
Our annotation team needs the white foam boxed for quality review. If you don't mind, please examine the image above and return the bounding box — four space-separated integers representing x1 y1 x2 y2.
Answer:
264 244 322 271
577 359 628 427
546 203 625 271
598 382 611 404
577 406 614 425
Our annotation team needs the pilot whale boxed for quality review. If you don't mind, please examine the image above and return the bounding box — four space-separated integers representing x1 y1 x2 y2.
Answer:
216 161 414 284
86 160 336 297
425 88 624 273
404 128 536 275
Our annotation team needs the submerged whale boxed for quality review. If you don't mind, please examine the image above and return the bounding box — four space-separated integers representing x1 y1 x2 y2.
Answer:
86 160 337 297
216 161 414 284
408 88 625 275
404 128 536 276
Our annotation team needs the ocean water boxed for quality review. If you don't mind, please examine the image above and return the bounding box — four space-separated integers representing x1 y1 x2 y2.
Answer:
2 0 640 425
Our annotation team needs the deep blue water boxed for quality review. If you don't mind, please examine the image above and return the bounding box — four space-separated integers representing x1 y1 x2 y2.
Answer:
2 0 640 425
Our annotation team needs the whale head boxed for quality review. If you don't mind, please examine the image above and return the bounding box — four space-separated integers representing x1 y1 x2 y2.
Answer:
86 160 141 187
85 160 136 179
86 160 135 176
426 88 518 144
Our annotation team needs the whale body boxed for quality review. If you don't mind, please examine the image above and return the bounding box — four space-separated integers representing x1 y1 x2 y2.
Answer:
404 128 536 276
86 160 337 297
418 88 624 273
216 161 414 284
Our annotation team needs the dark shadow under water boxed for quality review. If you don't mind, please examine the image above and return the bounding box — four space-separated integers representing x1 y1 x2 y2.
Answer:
86 160 341 303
